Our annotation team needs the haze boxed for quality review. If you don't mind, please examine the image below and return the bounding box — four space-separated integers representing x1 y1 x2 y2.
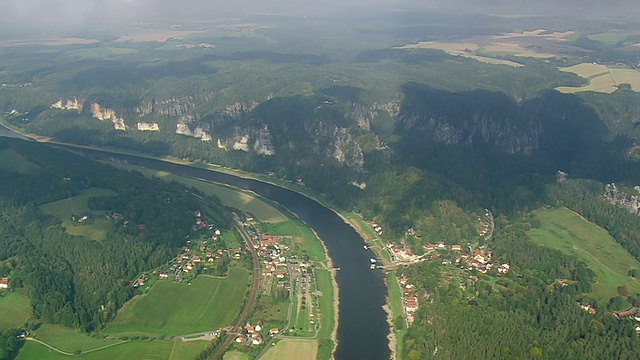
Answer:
2 0 639 35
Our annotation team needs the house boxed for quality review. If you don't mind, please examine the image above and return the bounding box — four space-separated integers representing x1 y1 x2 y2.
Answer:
159 272 168 279
244 324 255 333
267 172 275 177
193 256 201 263
269 328 279 335
276 271 286 279
206 251 213 258
193 210 201 217
424 244 435 251
138 224 145 230
451 245 462 251
256 321 263 332
437 242 446 249
580 303 597 315
217 249 224 255
137 278 145 286
0 277 8 289
498 263 510 274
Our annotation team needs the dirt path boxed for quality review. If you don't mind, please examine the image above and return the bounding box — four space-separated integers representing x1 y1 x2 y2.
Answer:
24 338 129 356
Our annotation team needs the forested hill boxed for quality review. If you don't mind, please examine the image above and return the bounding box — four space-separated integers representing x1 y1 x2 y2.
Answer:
0 138 231 333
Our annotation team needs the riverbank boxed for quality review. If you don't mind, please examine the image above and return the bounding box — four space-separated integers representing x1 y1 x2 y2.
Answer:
0 123 388 359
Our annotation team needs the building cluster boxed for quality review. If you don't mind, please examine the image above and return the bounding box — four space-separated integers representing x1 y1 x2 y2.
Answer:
236 321 264 346
387 243 417 262
422 244 510 276
370 221 383 236
399 277 419 325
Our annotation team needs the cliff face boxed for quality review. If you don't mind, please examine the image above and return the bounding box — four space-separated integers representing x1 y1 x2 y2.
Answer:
136 95 203 117
90 103 126 131
604 183 640 215
212 96 375 170
396 85 541 155
51 98 82 112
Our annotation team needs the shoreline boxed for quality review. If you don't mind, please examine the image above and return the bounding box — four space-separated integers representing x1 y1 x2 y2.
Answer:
0 124 378 359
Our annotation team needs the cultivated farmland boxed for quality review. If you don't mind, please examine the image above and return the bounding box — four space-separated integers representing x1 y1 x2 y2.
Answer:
260 338 318 360
527 207 640 302
104 267 249 337
556 63 640 93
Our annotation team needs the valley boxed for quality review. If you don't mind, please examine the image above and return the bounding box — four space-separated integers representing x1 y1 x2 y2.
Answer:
3 4 640 360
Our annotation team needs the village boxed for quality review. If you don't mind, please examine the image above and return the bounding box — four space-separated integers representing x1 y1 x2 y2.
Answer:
367 209 515 327
124 207 327 355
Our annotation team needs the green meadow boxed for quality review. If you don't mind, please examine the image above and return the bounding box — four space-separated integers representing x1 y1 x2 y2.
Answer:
103 267 249 337
16 324 207 360
107 163 288 223
16 339 173 360
39 188 116 241
0 147 40 174
0 292 31 329
528 207 640 301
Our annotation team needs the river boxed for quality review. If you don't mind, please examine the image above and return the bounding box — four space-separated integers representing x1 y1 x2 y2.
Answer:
1 130 391 359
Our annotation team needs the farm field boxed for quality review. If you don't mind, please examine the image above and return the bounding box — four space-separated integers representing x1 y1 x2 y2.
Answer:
223 350 250 360
527 207 640 301
103 267 249 337
260 338 318 360
39 188 116 241
30 324 119 353
0 147 40 174
393 41 523 67
0 292 31 329
168 340 208 360
16 339 173 360
556 63 640 93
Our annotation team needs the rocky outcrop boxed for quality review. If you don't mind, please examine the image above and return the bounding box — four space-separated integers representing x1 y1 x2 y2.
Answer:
398 111 540 155
51 98 82 112
176 117 211 141
217 125 275 155
137 122 159 131
604 183 640 215
91 103 126 131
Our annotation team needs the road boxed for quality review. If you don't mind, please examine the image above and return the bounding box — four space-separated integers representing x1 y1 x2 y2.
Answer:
210 220 261 359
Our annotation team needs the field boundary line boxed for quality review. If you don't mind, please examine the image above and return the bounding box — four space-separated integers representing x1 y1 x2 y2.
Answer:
25 337 130 356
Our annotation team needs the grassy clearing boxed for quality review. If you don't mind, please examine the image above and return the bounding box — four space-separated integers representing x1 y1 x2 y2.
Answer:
260 338 318 360
314 269 334 341
104 267 249 337
16 339 173 360
31 324 119 353
223 350 251 360
109 164 288 223
527 207 640 301
587 31 640 44
0 147 40 174
39 188 116 241
222 229 242 249
387 273 406 358
169 339 208 360
0 292 31 329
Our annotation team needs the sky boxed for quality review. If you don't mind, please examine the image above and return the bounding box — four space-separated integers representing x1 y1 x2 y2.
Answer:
1 0 638 34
